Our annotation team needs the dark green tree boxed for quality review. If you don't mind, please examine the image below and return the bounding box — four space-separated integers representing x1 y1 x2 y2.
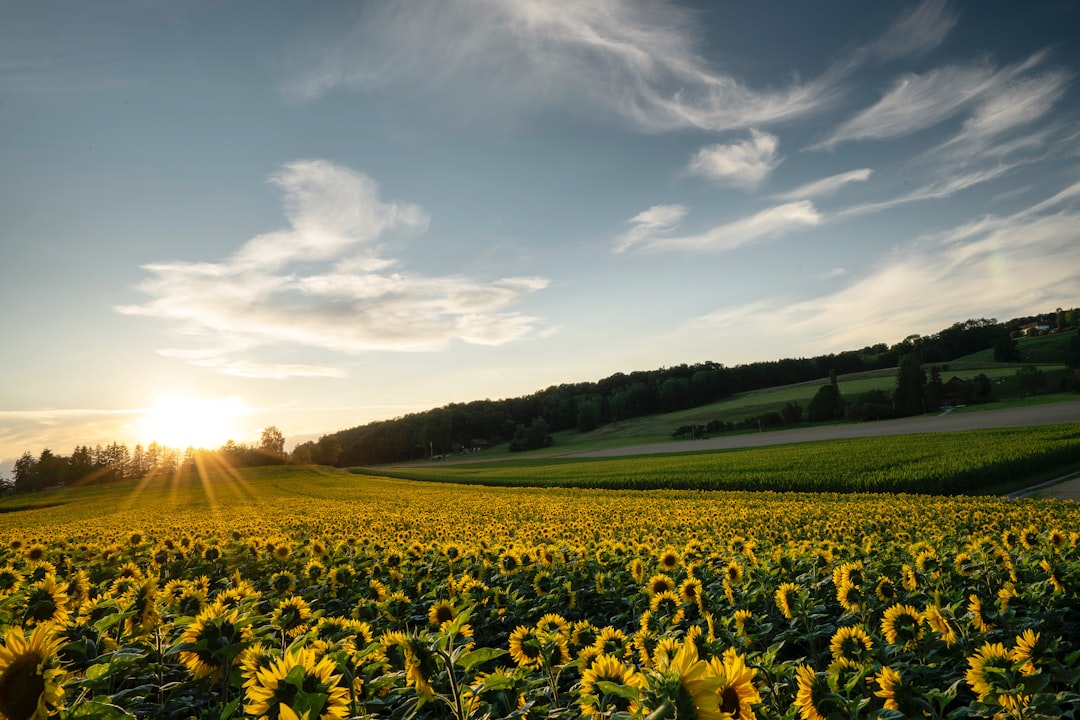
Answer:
894 354 927 416
807 384 843 421
993 335 1021 362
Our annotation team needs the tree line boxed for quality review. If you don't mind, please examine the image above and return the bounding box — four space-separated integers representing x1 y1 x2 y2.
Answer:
4 427 289 495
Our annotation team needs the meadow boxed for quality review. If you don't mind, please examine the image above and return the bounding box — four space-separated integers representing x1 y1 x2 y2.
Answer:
2 454 1079 719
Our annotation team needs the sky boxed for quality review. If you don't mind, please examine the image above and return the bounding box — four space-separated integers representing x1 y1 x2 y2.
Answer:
3 0 1080 473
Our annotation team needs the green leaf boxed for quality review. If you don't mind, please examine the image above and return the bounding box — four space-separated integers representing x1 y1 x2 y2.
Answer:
480 673 516 692
290 691 328 720
59 699 137 719
85 663 111 681
595 681 640 701
284 663 308 689
458 647 508 672
220 696 242 720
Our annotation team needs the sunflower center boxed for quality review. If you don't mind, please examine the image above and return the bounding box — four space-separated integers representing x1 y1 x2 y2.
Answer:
719 685 741 714
0 652 46 720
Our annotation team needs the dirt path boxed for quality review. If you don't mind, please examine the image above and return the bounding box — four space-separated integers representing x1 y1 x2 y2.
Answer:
563 401 1080 459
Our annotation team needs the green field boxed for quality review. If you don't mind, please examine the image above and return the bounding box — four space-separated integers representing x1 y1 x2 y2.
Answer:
361 423 1080 494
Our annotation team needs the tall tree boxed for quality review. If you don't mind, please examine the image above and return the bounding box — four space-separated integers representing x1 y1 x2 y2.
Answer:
894 354 927 417
260 426 286 456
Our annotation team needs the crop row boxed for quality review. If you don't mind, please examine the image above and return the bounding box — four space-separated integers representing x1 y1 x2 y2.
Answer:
362 424 1080 494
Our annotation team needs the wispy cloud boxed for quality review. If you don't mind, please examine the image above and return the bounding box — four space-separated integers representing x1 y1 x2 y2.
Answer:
812 52 1048 149
774 168 873 201
685 130 780 188
614 204 687 252
865 0 958 61
615 201 820 254
696 180 1080 351
117 160 549 378
939 70 1069 155
835 164 1015 217
285 0 836 133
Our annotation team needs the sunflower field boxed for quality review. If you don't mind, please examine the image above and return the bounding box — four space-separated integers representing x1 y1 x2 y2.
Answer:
1 463 1079 719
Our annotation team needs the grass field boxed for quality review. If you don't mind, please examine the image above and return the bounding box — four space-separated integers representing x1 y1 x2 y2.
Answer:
2 455 1080 719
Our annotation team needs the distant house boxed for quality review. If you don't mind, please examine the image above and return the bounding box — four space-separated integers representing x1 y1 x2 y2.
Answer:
941 377 970 406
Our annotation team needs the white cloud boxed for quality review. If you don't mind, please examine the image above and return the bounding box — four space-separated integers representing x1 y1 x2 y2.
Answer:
686 130 780 188
774 168 872 201
286 0 836 133
616 201 820 254
117 161 549 377
614 204 687 252
813 52 1048 149
697 180 1080 351
867 0 958 61
941 71 1069 153
836 164 1014 217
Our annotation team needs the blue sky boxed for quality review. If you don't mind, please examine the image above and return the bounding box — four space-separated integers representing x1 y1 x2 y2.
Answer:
3 0 1079 472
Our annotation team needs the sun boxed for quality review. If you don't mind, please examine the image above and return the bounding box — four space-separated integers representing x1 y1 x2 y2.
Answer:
138 395 246 449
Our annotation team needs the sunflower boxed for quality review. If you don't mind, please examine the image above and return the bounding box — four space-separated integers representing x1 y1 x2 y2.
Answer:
378 591 412 624
953 552 976 577
733 609 753 639
123 576 161 638
835 580 863 613
1010 629 1040 675
303 560 325 583
0 566 24 601
269 571 297 596
578 654 646 718
679 577 704 607
774 582 798 620
829 625 873 666
379 632 437 698
647 573 676 596
874 666 921 714
1019 525 1039 550
965 642 1013 701
658 547 680 572
880 603 923 648
725 560 744 585
922 605 958 647
649 591 686 628
706 648 760 720
656 641 723 720
793 665 838 720
592 626 631 661
271 596 313 638
0 623 66 720
570 620 599 653
627 558 646 584
427 600 455 628
536 613 570 639
24 544 46 563
178 605 252 680
240 643 278 689
508 626 544 668
245 647 349 720
874 576 897 603
967 593 994 633
22 576 70 627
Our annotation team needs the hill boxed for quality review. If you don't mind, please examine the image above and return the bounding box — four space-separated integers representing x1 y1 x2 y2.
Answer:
312 317 1078 466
